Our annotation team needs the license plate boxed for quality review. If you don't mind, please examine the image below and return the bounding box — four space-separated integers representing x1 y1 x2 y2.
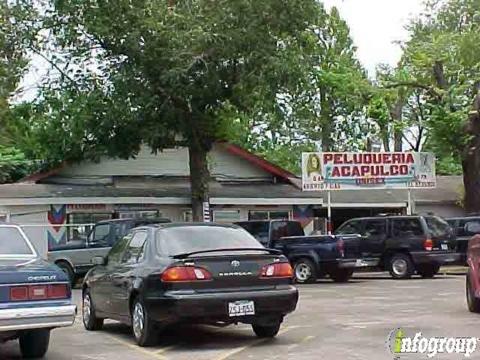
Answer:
228 301 255 317
441 244 448 250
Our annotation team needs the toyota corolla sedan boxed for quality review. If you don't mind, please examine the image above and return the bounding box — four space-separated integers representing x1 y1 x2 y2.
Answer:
0 224 76 358
82 223 298 346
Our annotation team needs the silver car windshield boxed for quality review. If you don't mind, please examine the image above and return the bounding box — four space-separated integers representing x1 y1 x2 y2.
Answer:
0 226 36 257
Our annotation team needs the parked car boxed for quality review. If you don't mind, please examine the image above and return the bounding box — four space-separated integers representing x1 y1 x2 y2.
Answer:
235 220 363 283
48 218 170 285
0 224 76 358
466 227 480 312
82 223 298 346
334 215 459 279
447 216 480 264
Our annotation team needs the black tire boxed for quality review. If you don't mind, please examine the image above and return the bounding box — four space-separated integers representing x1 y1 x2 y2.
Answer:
19 329 50 359
417 264 437 278
252 322 281 338
56 261 76 287
329 268 354 283
83 289 104 331
388 253 414 279
293 258 317 284
466 273 480 313
131 297 157 347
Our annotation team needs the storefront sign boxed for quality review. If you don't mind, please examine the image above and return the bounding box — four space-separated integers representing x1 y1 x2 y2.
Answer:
302 152 436 191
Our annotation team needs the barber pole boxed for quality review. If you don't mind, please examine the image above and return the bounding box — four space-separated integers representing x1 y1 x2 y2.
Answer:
203 202 211 222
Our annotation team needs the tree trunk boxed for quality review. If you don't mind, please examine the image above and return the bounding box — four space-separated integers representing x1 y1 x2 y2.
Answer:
462 89 480 213
188 140 210 222
392 99 404 152
381 128 390 152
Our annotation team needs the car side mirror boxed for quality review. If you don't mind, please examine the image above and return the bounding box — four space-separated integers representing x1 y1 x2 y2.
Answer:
92 256 107 266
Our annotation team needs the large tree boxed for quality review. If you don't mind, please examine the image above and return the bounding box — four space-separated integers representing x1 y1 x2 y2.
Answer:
12 0 329 219
396 0 480 211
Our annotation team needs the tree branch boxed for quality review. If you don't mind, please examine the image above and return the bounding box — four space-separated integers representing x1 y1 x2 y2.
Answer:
384 82 442 101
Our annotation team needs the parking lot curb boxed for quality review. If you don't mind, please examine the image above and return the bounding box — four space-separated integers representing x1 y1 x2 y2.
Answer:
439 266 467 276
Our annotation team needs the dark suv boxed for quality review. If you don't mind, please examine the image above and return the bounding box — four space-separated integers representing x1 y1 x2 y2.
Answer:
335 215 459 279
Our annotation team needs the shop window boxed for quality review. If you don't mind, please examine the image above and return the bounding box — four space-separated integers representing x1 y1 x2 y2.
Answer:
248 211 290 221
67 213 112 242
118 210 161 220
213 210 241 223
183 210 193 222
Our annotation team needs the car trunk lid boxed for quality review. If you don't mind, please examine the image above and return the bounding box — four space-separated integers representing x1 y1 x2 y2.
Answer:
160 250 290 292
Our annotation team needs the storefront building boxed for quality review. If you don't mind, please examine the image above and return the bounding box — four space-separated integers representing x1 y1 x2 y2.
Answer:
0 142 465 257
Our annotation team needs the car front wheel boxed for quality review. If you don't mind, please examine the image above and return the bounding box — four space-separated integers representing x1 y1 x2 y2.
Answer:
132 297 157 347
19 329 50 359
83 289 104 331
252 322 281 338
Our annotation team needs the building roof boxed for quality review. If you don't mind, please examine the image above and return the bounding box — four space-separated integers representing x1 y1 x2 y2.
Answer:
0 176 463 207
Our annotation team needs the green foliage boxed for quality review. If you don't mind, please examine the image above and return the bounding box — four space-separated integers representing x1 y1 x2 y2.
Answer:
11 0 326 164
401 0 480 155
0 145 31 183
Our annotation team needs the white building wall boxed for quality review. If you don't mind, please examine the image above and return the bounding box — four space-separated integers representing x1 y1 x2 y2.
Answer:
56 144 272 181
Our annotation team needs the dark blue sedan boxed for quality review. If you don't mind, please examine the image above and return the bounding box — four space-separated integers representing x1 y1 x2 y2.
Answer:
0 224 76 358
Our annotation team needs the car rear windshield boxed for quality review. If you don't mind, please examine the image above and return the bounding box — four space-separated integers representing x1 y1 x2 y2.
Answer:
424 216 450 238
0 227 35 256
157 226 263 256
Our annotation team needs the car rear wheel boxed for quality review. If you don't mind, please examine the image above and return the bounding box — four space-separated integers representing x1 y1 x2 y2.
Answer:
417 264 439 278
83 289 104 331
56 261 76 287
293 259 317 284
466 274 480 313
329 268 354 283
252 322 281 338
389 253 414 279
132 297 157 347
19 329 50 359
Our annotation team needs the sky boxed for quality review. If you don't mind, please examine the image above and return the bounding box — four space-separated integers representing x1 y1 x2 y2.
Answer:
322 0 425 75
20 0 426 99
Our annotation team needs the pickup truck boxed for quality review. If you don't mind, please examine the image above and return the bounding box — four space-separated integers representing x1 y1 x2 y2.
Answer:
235 220 362 283
335 215 460 279
48 218 170 285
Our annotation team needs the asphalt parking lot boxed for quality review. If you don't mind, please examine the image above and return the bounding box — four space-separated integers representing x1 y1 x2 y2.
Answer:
1 272 478 360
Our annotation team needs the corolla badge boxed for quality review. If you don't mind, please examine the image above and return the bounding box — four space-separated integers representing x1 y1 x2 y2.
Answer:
231 260 240 268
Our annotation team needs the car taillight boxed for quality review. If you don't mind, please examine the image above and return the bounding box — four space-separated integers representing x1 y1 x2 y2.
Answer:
424 238 433 251
337 238 345 257
47 284 69 299
161 266 213 282
29 285 47 300
10 284 69 302
260 262 293 278
10 286 28 301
